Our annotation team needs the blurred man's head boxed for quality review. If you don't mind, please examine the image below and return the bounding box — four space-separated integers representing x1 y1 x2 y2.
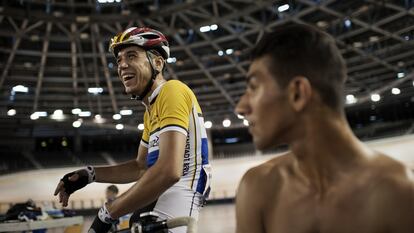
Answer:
106 185 119 201
236 24 347 150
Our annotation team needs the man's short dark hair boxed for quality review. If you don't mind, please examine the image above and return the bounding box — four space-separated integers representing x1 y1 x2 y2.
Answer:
107 185 119 194
251 23 347 111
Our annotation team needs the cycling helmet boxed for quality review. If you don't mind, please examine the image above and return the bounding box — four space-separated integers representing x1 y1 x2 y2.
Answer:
109 27 170 59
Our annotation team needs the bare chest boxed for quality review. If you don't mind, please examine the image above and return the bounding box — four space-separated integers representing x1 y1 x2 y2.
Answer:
263 186 385 233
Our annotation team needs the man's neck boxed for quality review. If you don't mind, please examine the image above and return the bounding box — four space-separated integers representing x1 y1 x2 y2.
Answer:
289 111 373 195
141 76 166 107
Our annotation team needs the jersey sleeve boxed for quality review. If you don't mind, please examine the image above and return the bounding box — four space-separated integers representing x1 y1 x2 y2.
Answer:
140 111 150 148
157 81 192 136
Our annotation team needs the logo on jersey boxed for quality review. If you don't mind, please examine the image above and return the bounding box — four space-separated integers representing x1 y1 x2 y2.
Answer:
183 134 191 176
149 136 160 148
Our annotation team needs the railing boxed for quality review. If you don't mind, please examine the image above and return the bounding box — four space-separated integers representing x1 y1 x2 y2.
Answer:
0 189 236 215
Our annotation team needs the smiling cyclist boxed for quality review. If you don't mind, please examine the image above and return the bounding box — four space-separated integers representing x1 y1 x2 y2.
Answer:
54 27 212 233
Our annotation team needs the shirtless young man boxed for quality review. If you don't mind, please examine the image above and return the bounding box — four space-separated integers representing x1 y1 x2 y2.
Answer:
235 24 414 233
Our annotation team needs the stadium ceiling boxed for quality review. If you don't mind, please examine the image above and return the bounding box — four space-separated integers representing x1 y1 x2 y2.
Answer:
0 0 413 137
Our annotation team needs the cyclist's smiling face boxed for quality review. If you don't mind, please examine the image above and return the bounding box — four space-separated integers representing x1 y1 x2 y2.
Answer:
116 45 153 95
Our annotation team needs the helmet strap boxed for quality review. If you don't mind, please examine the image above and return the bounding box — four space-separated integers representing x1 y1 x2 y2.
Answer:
131 51 160 101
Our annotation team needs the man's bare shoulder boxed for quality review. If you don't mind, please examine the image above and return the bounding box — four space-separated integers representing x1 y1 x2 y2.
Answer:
237 152 294 214
364 153 414 229
240 153 294 191
368 152 414 191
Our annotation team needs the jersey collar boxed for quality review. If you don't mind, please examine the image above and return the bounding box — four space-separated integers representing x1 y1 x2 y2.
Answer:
147 81 166 106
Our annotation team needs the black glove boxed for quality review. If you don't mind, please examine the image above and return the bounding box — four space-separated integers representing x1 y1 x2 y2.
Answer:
88 216 113 233
88 204 118 233
60 166 95 195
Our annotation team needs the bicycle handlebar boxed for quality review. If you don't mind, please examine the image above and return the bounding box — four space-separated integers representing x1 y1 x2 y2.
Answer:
130 216 197 233
166 217 197 233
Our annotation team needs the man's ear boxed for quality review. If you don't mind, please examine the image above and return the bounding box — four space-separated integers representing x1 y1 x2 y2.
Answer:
153 56 164 72
287 76 312 112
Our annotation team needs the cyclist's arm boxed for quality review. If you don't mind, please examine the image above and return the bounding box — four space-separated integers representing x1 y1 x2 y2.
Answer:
94 143 148 184
107 131 185 218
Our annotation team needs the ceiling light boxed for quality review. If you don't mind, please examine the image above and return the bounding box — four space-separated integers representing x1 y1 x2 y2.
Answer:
200 25 211 33
12 85 29 93
88 87 103 94
397 72 405 78
113 114 121 120
222 119 231 128
391 88 400 95
80 33 89 39
51 110 64 120
29 111 47 118
53 109 63 116
225 138 239 143
72 108 82 114
30 112 39 120
61 140 68 147
94 114 105 124
277 4 290 12
23 62 33 68
138 123 144 131
79 111 92 117
176 60 184 66
218 50 224 56
353 42 363 48
167 57 177 63
116 124 124 130
98 0 122 3
7 109 16 116
369 36 379 42
225 49 233 55
237 114 244 119
72 120 82 128
36 111 48 117
346 94 357 104
243 119 249 126
53 11 63 17
200 24 219 33
371 94 381 102
204 121 212 129
76 16 89 23
344 19 352 28
120 109 133 115
121 10 131 15
30 35 40 41
316 21 328 28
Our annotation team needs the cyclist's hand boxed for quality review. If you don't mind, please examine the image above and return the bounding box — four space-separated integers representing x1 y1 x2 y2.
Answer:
88 203 118 233
54 166 95 207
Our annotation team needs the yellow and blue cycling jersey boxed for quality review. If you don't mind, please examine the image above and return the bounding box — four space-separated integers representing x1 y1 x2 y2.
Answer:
140 80 211 196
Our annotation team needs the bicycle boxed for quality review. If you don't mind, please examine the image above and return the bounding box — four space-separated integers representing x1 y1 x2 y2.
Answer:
113 212 197 233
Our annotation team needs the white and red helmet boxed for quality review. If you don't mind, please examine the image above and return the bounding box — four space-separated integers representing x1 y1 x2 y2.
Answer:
109 27 170 59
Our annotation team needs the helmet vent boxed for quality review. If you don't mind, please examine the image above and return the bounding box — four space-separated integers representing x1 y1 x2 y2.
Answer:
142 34 159 39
